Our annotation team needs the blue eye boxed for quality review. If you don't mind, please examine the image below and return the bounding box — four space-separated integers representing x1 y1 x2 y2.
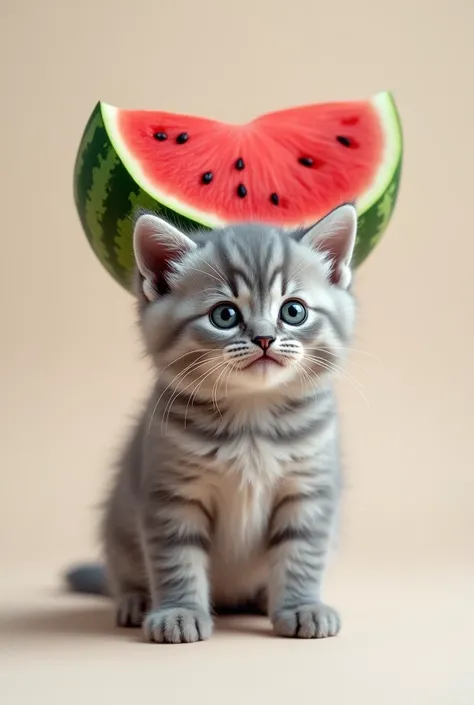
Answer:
279 300 308 326
210 303 241 329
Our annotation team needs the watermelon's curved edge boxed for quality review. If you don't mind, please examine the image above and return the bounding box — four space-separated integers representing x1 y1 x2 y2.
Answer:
357 92 403 213
100 103 226 230
73 103 205 290
352 159 402 268
352 92 403 267
72 102 128 287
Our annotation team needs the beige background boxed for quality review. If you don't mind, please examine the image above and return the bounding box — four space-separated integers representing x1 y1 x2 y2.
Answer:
1 0 473 703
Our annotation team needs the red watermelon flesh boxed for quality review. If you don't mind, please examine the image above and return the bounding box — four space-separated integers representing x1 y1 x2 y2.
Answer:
113 101 385 226
74 92 402 289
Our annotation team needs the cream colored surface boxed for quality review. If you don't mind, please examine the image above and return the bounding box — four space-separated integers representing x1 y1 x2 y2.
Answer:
1 0 473 703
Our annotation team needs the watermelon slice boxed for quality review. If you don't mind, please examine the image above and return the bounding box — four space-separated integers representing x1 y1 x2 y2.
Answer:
74 92 402 289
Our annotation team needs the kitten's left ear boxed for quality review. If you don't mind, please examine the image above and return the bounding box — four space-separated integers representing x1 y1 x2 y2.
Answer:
299 203 357 289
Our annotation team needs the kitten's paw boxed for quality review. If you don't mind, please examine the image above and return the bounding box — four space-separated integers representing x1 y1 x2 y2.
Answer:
143 607 213 644
116 592 149 628
272 603 341 639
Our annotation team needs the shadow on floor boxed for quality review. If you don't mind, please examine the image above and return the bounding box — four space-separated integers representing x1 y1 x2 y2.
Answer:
1 599 118 641
1 592 274 642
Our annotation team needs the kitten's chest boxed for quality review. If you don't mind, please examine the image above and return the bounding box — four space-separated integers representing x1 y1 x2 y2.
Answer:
212 434 281 554
217 431 283 485
212 474 272 563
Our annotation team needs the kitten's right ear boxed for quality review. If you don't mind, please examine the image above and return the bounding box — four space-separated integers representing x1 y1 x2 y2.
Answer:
133 214 196 300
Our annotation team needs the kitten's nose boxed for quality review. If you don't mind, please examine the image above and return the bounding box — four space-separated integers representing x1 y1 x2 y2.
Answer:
252 336 275 351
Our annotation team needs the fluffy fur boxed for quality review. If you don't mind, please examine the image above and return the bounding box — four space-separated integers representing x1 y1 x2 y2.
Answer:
67 204 357 643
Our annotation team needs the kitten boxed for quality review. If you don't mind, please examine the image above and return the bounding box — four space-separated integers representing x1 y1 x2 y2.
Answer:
67 203 357 643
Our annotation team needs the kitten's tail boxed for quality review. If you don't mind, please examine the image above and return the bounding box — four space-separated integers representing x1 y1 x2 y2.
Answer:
64 563 109 596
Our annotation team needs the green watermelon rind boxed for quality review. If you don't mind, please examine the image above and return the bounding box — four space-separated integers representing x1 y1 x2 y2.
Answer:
73 107 201 289
74 93 403 290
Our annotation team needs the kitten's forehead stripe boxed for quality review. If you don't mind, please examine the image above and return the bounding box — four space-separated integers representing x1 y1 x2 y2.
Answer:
259 238 276 306
279 231 290 296
267 266 283 293
233 268 254 292
234 238 255 273
214 229 289 311
215 237 239 297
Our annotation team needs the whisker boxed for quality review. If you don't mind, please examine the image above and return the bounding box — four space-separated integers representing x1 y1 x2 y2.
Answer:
164 359 228 431
158 348 212 374
293 359 317 395
306 345 382 363
175 361 230 431
195 255 227 285
304 354 362 383
184 359 230 426
303 347 370 374
211 362 233 418
162 356 220 421
224 361 234 398
302 356 370 407
187 266 225 285
148 352 220 433
184 363 224 427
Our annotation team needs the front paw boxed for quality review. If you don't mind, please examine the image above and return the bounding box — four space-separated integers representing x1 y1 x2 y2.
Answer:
143 607 213 644
272 603 341 639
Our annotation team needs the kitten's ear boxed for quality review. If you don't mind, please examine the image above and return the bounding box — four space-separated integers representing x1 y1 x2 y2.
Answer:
299 203 357 289
133 214 196 300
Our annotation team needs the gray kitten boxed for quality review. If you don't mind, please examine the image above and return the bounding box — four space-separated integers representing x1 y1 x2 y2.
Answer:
67 203 357 643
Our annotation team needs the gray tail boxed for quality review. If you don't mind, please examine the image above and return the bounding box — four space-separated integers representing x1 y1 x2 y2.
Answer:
64 563 109 596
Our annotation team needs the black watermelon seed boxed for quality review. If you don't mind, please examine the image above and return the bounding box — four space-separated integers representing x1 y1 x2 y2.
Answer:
153 132 168 141
298 157 313 167
270 193 279 205
235 157 245 170
336 135 352 147
176 132 189 144
201 171 213 184
237 184 247 198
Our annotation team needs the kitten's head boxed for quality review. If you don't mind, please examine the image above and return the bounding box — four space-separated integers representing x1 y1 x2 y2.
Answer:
132 205 356 400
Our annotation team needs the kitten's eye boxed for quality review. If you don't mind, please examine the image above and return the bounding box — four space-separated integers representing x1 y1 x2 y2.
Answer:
210 303 241 329
279 300 308 326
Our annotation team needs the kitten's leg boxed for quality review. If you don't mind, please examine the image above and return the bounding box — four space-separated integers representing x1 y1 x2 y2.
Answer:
140 487 214 644
267 482 340 639
102 421 150 628
103 523 149 628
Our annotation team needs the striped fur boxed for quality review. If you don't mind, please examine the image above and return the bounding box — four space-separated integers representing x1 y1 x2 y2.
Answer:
96 206 357 643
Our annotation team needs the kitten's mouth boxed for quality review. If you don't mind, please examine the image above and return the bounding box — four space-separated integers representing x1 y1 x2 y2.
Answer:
243 353 283 370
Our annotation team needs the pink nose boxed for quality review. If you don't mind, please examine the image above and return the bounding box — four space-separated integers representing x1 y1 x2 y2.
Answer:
252 336 275 351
